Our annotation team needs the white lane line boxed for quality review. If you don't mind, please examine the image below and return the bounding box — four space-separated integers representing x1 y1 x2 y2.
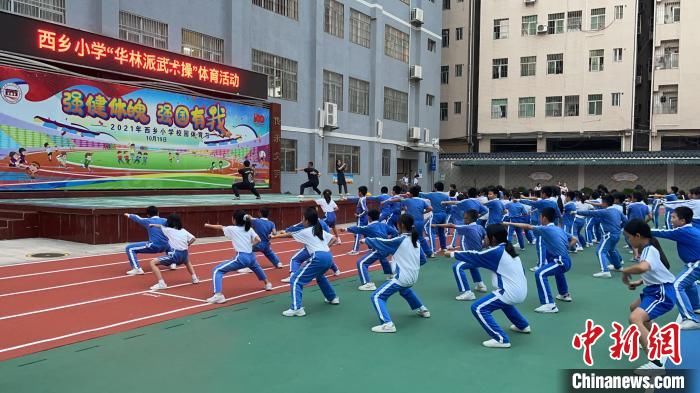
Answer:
147 291 208 303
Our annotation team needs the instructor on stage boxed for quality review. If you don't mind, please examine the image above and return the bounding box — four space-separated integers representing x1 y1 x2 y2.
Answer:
297 161 322 197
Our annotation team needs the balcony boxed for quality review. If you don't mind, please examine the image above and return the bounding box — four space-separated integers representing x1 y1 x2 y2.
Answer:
655 53 679 70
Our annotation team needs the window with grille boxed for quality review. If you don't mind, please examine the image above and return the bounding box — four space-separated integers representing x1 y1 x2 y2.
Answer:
442 29 450 48
325 0 344 38
428 39 436 52
181 29 224 63
590 8 606 31
491 99 507 119
385 25 409 62
381 149 391 176
611 92 622 107
443 0 450 10
454 101 462 114
251 49 298 101
547 53 563 75
565 95 579 116
323 70 344 111
119 11 168 49
567 11 582 31
588 94 603 115
426 94 434 106
545 96 563 117
350 9 371 48
456 27 463 40
518 97 535 118
613 48 623 62
455 64 463 77
384 87 408 122
665 2 680 23
1 0 65 23
548 13 565 34
521 15 537 36
494 18 509 39
589 49 604 72
349 77 369 115
520 56 536 76
492 58 508 79
280 138 297 172
441 65 449 84
328 144 360 174
440 102 448 121
252 0 298 20
614 5 624 20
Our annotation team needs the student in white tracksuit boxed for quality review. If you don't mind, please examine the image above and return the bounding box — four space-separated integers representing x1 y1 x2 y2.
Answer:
364 214 431 333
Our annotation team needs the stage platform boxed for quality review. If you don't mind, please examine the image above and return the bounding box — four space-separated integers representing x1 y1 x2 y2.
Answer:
0 194 358 244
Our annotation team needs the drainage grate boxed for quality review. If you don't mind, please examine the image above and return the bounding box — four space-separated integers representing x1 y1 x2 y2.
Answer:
27 252 68 258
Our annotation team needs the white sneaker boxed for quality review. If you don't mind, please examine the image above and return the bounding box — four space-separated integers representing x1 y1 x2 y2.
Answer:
191 276 200 284
529 266 538 272
206 293 226 304
416 307 431 318
336 238 342 244
126 268 144 276
371 323 396 333
280 276 291 283
635 362 665 375
679 319 700 330
446 246 455 251
169 263 177 270
534 304 559 313
555 294 573 302
150 282 167 291
482 339 511 349
455 291 476 301
334 269 341 276
237 268 253 273
325 297 340 305
264 282 273 291
509 324 531 334
593 271 612 279
275 263 284 269
347 251 360 256
282 308 306 317
233 196 240 200
474 282 488 293
607 264 623 272
575 246 584 252
297 195 304 198
358 282 377 291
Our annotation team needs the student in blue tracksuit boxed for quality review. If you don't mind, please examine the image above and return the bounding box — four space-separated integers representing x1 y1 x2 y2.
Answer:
519 186 562 271
279 217 340 283
433 209 488 300
342 209 399 291
420 182 451 253
350 186 369 255
364 214 431 333
146 214 199 291
662 187 700 229
651 207 700 330
562 192 580 252
315 189 341 242
204 211 273 303
626 192 651 260
621 219 678 371
588 192 603 243
272 208 340 317
651 187 679 229
250 208 283 269
443 189 488 249
387 186 404 229
575 194 595 247
448 224 531 348
577 195 628 278
367 186 393 225
505 197 534 250
507 207 577 313
384 186 433 259
484 188 505 225
124 206 170 275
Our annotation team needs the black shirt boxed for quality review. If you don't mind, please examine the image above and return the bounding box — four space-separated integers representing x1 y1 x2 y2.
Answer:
238 167 255 184
336 162 345 175
304 167 319 183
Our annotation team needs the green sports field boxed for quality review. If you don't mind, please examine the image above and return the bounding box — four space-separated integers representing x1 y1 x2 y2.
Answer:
66 150 230 171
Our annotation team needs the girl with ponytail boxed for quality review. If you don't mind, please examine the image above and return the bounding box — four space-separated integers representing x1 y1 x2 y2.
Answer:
315 189 341 243
204 210 273 304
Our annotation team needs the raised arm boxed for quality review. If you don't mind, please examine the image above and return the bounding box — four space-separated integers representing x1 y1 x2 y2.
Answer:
124 213 149 227
204 223 225 232
505 222 534 231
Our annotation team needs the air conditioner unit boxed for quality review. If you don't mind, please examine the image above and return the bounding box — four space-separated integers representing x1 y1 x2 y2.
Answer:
410 8 424 25
410 65 423 80
318 108 326 128
524 0 536 5
537 24 547 34
423 128 430 143
376 119 383 138
324 102 338 129
409 127 421 141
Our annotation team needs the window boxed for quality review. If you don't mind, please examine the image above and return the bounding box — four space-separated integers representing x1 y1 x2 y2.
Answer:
547 53 563 74
349 77 369 115
518 97 535 118
588 94 603 115
385 25 410 62
280 139 297 172
656 89 678 114
491 99 507 119
522 15 537 36
494 18 509 39
591 8 606 31
547 13 565 34
323 70 343 111
589 49 604 72
441 65 449 84
384 87 408 122
567 11 582 31
659 45 679 69
611 92 622 107
443 0 450 10
1 0 65 23
565 95 580 116
181 29 224 63
492 58 508 79
252 49 298 101
614 5 624 20
665 2 680 23
520 56 536 76
440 102 448 121
455 27 464 40
454 101 462 114
324 0 344 38
455 64 463 77
328 144 360 174
119 11 168 49
428 39 436 52
350 9 371 48
381 149 391 177
426 94 434 106
252 0 298 20
442 29 450 48
613 48 623 62
545 96 563 117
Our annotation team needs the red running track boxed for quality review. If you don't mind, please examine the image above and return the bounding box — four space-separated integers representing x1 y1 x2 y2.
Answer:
0 234 371 360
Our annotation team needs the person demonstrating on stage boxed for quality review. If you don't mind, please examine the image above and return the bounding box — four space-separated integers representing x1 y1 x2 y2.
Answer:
232 160 261 200
336 159 348 197
298 161 321 197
